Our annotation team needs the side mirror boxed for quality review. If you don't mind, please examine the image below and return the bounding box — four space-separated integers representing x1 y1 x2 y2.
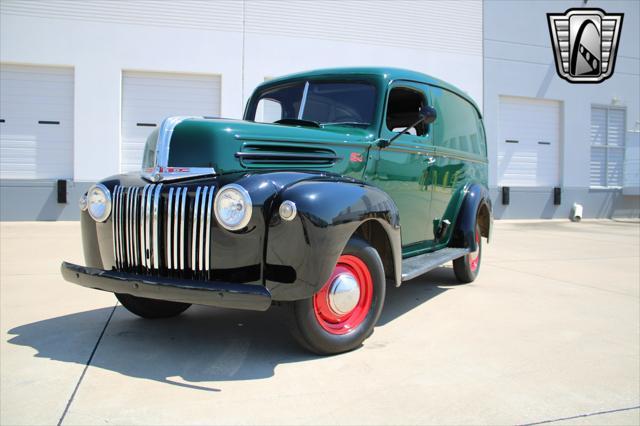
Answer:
420 105 437 125
380 105 438 148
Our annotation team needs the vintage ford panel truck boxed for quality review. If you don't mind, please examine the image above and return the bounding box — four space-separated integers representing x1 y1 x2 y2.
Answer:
62 68 492 354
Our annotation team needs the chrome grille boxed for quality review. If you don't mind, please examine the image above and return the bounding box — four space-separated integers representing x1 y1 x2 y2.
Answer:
112 184 216 279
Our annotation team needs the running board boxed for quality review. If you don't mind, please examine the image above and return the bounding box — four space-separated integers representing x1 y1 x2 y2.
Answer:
401 248 469 282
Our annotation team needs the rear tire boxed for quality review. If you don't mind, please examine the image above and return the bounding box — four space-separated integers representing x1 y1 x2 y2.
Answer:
453 223 482 283
288 237 386 355
116 293 191 319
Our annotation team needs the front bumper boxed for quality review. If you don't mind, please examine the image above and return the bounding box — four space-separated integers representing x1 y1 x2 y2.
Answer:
61 262 272 311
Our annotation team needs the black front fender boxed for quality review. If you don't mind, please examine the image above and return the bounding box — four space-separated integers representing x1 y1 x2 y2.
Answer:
265 177 401 301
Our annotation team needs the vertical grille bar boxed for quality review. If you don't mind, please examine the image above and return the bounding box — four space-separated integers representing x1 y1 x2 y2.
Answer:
166 187 174 270
121 187 126 267
128 187 136 268
145 184 155 270
112 185 120 269
191 186 202 271
132 187 140 268
173 188 181 270
118 186 125 269
139 185 149 269
124 188 131 267
152 183 163 270
204 186 215 278
198 186 209 273
179 188 187 271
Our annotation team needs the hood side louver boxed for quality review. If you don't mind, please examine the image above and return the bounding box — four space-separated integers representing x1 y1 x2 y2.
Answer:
236 143 341 168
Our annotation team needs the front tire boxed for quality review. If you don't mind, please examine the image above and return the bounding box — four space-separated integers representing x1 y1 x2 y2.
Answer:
288 237 386 355
453 224 482 283
116 293 191 319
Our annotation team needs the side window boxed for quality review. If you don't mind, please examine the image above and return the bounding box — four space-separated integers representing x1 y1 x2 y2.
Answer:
386 87 427 137
432 88 483 155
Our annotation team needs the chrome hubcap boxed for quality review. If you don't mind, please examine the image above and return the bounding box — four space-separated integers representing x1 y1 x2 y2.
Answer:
327 273 360 315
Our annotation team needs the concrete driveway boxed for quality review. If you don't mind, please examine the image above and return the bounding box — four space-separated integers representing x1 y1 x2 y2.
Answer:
1 220 639 425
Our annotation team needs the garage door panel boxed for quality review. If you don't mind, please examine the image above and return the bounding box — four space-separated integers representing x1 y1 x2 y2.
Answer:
498 96 561 187
121 71 220 172
0 64 74 180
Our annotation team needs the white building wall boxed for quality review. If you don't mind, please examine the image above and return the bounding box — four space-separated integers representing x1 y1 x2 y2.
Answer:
484 0 640 218
0 0 483 220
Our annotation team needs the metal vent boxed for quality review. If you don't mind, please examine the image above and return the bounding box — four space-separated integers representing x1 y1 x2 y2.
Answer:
236 143 340 168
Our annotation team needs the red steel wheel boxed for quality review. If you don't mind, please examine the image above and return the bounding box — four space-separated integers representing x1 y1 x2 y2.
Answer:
468 227 481 272
312 255 374 335
453 223 482 283
288 237 386 354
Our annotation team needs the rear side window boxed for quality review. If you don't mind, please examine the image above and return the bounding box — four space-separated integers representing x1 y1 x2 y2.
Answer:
432 88 485 156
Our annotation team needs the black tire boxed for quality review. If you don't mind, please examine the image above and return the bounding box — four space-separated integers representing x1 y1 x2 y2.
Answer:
453 223 482 283
115 293 191 319
288 237 386 355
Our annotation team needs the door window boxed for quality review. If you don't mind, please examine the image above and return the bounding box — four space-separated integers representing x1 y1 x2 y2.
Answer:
386 87 428 137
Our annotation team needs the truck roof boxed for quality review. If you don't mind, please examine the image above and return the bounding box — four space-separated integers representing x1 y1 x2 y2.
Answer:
256 67 480 113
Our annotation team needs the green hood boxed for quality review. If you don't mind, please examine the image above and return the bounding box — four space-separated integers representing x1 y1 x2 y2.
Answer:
161 118 376 178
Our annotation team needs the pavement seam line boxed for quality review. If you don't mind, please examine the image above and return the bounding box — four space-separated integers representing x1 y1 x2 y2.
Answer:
520 405 640 425
486 263 640 298
57 303 118 426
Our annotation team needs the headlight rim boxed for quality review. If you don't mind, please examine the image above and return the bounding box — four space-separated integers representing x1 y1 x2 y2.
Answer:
78 193 88 211
87 183 112 223
214 183 253 231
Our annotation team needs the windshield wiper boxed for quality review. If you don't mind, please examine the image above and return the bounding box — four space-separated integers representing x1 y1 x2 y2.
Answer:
274 118 321 128
322 121 370 128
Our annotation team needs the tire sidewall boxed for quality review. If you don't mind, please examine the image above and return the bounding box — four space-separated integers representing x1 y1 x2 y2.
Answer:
293 238 386 354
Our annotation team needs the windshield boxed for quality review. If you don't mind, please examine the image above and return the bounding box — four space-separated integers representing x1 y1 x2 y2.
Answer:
246 80 377 128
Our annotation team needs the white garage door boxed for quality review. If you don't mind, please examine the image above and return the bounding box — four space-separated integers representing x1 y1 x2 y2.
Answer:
498 96 561 187
121 71 221 172
0 64 74 179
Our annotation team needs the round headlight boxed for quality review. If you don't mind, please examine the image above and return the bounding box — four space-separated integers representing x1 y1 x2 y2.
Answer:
87 183 112 222
214 184 252 231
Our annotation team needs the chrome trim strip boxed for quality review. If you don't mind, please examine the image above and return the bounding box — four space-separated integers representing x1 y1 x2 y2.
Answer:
204 186 214 277
155 116 199 169
142 167 217 183
191 186 202 271
179 188 187 270
152 183 163 269
198 186 209 273
140 116 217 183
145 184 155 269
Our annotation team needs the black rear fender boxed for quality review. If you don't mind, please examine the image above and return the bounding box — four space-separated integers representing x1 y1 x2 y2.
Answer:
450 183 493 251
